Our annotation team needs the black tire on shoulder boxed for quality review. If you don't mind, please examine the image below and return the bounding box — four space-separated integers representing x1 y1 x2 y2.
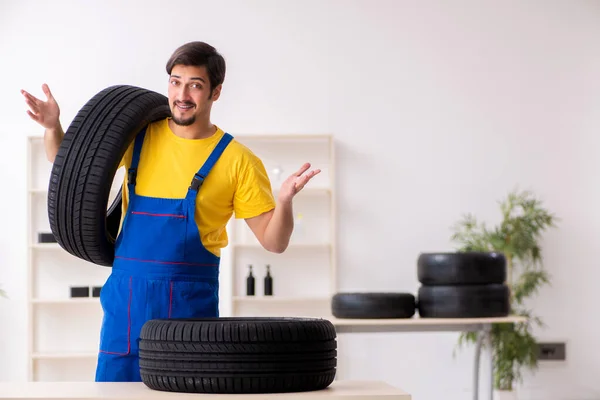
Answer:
331 292 416 319
417 252 507 285
417 284 510 318
138 317 337 394
47 85 171 266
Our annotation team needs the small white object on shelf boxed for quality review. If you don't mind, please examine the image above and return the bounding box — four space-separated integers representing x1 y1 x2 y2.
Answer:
271 164 284 185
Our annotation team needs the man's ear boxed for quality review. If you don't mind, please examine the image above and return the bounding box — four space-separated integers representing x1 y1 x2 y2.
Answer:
210 84 222 101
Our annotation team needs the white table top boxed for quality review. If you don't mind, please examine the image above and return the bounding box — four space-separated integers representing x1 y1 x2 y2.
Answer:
0 380 411 400
330 315 526 326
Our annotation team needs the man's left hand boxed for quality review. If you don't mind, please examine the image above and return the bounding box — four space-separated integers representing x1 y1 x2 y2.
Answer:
277 163 321 203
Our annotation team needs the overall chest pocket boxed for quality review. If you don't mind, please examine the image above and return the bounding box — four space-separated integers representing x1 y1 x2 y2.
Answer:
125 209 188 261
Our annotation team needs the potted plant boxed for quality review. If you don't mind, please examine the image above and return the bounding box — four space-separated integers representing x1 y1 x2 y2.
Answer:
450 188 557 399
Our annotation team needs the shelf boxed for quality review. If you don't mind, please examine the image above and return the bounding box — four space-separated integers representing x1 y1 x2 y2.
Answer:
29 186 324 197
272 187 331 196
36 242 333 251
32 352 97 360
32 298 100 305
234 134 332 142
232 243 331 249
29 188 121 195
231 297 333 318
232 296 330 303
30 243 61 250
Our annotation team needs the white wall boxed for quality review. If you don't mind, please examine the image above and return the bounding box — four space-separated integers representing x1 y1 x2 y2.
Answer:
1 0 599 398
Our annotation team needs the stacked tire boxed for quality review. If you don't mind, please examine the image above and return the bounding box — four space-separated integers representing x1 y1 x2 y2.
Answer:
138 317 337 394
331 292 416 319
416 252 510 318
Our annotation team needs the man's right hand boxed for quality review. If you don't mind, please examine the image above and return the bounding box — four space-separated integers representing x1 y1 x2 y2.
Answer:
21 84 61 130
22 84 64 162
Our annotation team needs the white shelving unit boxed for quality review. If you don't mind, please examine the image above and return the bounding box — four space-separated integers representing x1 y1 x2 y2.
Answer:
26 133 336 382
26 136 118 382
224 134 336 318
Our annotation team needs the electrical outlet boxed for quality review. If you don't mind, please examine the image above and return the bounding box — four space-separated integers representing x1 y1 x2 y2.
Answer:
537 342 566 361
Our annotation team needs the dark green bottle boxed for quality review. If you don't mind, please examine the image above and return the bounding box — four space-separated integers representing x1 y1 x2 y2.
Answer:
246 265 255 296
264 265 273 296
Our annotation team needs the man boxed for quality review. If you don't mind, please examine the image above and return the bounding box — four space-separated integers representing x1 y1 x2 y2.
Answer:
21 41 320 382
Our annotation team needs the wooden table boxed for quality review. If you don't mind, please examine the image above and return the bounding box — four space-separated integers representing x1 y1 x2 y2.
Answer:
0 380 410 400
329 316 526 400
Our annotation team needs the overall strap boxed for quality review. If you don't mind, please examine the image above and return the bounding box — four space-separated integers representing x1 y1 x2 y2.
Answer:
127 126 147 191
189 133 234 192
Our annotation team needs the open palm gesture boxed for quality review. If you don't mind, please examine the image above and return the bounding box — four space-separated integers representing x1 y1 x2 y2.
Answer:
21 84 60 129
277 163 321 203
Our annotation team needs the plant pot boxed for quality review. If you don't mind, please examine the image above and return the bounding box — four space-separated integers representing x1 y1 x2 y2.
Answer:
495 389 517 400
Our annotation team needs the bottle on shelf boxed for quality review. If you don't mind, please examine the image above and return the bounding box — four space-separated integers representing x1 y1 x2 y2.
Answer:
246 265 255 296
264 264 273 296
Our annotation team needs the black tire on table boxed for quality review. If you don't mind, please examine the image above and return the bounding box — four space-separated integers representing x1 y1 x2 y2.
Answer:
47 85 170 266
331 292 416 319
417 284 510 318
417 252 507 285
138 317 337 394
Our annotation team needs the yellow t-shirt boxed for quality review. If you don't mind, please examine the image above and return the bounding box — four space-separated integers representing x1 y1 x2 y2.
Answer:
117 118 276 257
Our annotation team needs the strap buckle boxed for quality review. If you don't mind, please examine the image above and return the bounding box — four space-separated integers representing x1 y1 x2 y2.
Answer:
189 173 205 191
128 168 137 185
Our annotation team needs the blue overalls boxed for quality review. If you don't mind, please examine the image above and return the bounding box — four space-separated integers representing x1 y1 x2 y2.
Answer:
94 126 233 382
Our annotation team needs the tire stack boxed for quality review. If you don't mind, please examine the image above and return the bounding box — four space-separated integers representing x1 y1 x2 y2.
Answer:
138 317 337 394
416 252 510 318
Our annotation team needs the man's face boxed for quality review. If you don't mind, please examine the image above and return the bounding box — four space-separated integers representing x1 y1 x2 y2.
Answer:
167 64 221 126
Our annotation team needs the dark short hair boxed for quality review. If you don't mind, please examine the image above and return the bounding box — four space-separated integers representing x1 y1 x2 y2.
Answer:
166 41 226 91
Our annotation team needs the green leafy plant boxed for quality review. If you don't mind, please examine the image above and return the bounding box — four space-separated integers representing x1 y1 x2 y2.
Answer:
450 188 557 391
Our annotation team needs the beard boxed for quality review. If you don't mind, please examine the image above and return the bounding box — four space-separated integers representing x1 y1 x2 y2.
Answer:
172 102 196 126
172 114 196 126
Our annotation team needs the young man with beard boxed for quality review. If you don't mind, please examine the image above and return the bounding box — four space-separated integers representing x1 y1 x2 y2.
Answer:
21 41 320 382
